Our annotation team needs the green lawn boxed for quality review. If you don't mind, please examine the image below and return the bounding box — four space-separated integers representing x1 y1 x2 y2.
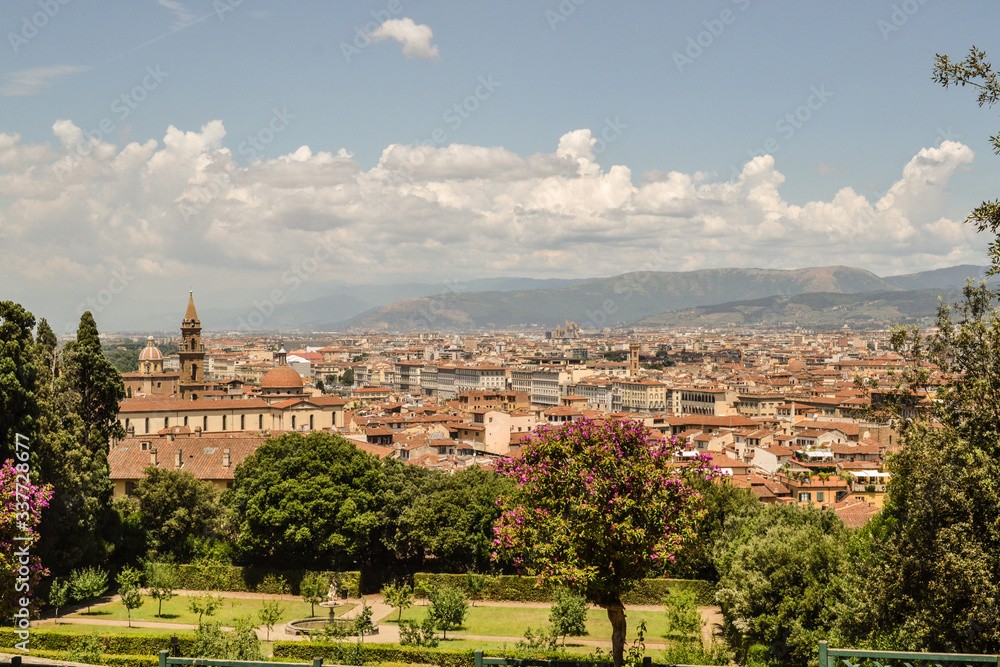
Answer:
387 605 671 641
66 594 353 626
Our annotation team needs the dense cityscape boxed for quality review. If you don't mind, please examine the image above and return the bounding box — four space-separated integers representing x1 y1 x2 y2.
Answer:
3 3 1000 667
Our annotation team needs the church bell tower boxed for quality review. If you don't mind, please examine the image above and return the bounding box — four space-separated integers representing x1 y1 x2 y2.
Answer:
179 291 206 400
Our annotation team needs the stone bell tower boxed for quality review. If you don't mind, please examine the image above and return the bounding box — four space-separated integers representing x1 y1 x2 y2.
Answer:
179 291 205 400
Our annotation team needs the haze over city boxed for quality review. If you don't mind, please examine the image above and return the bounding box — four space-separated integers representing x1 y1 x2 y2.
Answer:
1 2 999 331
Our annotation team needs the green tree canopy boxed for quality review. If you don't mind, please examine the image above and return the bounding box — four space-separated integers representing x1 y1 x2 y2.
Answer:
715 503 850 667
839 45 1000 655
35 312 122 573
0 301 39 459
61 312 125 451
394 466 510 572
228 431 385 569
135 466 221 561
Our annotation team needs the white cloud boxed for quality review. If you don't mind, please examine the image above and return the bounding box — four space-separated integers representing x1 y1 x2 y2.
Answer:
1 65 90 96
369 18 441 60
157 0 198 26
0 122 986 329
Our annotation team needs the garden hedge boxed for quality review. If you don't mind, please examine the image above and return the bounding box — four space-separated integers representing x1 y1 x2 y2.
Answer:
2 647 157 667
273 641 569 667
0 628 197 655
165 565 361 597
411 574 716 606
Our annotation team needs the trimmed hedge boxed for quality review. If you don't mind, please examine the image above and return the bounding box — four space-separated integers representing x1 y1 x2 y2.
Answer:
2 647 158 667
0 628 197 656
412 574 717 606
167 565 361 597
273 641 569 667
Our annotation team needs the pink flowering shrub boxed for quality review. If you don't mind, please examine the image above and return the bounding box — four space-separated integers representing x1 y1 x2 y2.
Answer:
1 459 53 620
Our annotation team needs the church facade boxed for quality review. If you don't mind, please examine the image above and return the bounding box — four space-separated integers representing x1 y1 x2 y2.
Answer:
116 293 345 437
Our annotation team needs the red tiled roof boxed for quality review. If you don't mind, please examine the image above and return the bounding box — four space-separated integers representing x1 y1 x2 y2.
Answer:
119 398 271 413
109 436 265 481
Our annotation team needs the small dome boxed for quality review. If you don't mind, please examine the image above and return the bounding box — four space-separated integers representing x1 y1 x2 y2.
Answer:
787 359 807 373
261 365 303 390
139 336 163 362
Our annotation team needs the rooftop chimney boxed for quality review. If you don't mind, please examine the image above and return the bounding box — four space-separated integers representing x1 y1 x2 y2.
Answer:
223 448 231 467
149 448 158 466
175 449 182 469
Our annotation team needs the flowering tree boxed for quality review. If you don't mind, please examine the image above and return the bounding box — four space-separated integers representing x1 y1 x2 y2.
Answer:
1 458 53 620
493 418 717 667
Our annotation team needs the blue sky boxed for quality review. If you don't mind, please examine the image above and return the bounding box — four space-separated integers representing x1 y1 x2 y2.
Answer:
2 1 1000 331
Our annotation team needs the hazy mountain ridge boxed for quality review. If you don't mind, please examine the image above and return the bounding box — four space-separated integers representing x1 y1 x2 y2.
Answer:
342 265 987 332
632 288 960 330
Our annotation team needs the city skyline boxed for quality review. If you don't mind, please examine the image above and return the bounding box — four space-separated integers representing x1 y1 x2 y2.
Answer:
2 2 999 332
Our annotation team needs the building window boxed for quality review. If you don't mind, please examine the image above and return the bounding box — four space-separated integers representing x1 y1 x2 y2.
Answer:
222 415 227 430
798 492 811 502
309 415 314 430
259 414 263 430
203 416 208 431
164 417 169 429
126 481 138 496
144 417 149 433
240 414 245 430
817 491 825 502
125 418 130 432
184 416 188 426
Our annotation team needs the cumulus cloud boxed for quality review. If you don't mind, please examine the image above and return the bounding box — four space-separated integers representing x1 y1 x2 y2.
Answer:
0 121 986 330
1 65 91 96
369 18 440 60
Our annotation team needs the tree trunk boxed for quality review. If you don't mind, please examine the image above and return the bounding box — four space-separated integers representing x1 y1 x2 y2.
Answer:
607 599 627 667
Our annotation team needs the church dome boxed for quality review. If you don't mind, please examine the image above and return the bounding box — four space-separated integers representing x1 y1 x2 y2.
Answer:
139 336 163 362
787 359 807 373
261 365 303 390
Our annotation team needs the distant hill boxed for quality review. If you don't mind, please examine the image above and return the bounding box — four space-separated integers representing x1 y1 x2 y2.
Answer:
631 288 960 330
343 266 900 331
882 265 989 291
192 277 589 332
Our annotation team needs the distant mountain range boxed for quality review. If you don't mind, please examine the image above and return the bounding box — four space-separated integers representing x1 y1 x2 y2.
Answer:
334 265 991 332
630 288 961 330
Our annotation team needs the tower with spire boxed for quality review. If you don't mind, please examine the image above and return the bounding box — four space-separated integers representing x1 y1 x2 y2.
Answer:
179 291 206 400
